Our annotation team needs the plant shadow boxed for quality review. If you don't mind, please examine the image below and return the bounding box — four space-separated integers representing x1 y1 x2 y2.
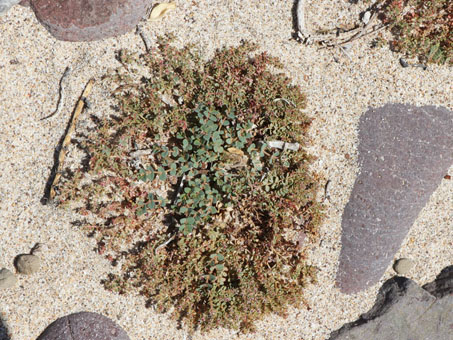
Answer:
0 315 11 340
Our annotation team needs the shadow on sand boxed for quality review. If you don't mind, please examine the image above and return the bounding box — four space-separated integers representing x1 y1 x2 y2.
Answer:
0 315 11 340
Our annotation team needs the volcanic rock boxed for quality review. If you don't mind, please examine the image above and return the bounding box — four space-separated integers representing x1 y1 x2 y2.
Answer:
28 0 153 41
336 104 453 294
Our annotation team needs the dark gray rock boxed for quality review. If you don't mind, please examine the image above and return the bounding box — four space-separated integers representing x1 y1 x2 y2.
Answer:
422 265 453 298
28 0 153 41
329 267 453 340
36 312 130 340
336 104 453 294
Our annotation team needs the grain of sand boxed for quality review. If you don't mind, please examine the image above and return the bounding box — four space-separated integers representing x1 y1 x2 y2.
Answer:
0 1 452 340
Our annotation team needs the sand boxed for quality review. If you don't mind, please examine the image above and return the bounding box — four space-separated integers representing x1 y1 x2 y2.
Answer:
0 1 452 339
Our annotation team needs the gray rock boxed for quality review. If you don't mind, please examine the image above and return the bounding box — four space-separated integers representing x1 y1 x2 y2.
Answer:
329 267 453 340
36 312 130 340
0 0 22 15
336 104 453 294
422 265 453 298
28 0 153 41
393 258 414 275
0 268 17 289
15 254 40 274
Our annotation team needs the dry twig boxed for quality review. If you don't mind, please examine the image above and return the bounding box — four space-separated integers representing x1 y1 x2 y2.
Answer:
48 78 95 200
296 0 388 50
40 66 71 121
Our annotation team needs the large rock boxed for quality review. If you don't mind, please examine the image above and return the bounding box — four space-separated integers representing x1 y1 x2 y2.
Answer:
329 266 453 340
28 0 153 41
336 104 453 294
36 312 130 340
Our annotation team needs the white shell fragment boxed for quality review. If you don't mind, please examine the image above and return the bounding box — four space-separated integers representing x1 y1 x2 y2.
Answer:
267 141 300 151
362 11 371 25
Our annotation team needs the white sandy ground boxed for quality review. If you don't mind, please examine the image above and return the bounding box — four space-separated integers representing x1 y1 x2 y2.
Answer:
0 1 452 339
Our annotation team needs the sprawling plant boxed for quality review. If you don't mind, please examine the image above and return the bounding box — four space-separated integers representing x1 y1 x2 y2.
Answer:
379 0 452 64
57 36 322 332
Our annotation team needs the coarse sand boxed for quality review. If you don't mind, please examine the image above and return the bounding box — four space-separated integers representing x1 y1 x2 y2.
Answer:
0 1 452 340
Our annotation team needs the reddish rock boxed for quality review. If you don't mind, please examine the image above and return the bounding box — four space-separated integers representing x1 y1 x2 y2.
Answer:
28 0 153 41
336 104 453 294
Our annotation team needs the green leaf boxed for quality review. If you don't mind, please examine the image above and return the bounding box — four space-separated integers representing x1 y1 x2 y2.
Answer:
136 207 147 216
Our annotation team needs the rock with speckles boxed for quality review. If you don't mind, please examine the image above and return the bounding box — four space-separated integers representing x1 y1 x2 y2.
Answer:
27 0 153 41
336 104 453 294
36 312 130 340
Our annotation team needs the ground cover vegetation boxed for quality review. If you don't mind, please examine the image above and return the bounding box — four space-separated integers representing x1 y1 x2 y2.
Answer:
56 36 322 332
378 0 452 64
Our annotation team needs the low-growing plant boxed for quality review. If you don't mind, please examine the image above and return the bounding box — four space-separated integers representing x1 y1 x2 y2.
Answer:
57 36 322 333
379 0 452 64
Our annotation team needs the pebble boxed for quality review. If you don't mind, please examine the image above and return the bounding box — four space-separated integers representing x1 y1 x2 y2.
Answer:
393 258 414 275
0 268 17 289
15 254 41 274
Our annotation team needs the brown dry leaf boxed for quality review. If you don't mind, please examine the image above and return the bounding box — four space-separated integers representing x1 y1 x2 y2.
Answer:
226 147 244 156
149 2 176 21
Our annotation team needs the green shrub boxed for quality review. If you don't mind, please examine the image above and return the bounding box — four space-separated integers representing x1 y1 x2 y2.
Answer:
379 0 452 64
57 36 322 333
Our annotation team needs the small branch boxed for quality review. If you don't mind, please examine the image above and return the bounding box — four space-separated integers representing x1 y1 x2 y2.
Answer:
136 24 151 53
40 66 71 121
296 1 389 50
47 78 95 201
154 233 176 254
274 97 296 107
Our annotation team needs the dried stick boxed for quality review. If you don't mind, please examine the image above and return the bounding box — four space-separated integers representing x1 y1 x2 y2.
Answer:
296 0 388 49
136 24 151 52
40 66 71 121
48 78 95 201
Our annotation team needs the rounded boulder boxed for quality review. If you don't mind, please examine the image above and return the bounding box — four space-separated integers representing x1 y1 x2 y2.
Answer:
37 312 130 340
28 0 153 41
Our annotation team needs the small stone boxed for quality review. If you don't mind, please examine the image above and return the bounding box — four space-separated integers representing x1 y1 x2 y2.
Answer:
15 254 41 274
0 268 17 289
393 258 414 275
399 58 409 68
0 0 22 15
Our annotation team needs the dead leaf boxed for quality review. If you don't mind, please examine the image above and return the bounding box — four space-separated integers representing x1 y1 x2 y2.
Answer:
226 147 244 156
149 2 176 21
